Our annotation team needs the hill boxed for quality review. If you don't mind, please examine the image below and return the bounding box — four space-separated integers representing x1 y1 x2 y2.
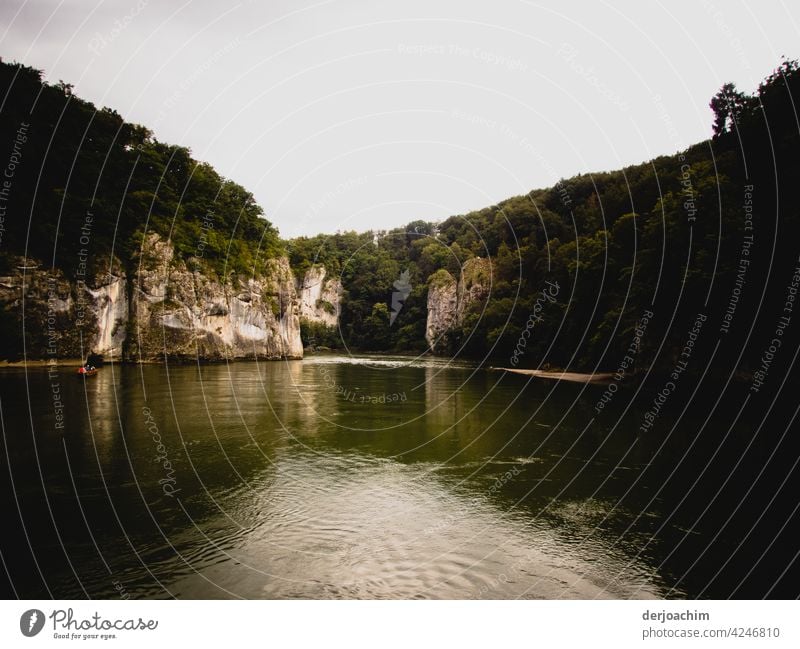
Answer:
1 56 799 382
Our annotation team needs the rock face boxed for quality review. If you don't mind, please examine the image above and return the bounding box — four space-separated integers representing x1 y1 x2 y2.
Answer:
128 234 303 361
0 258 126 359
425 270 459 351
298 265 342 327
87 272 128 356
0 233 303 361
457 257 492 322
425 257 492 352
2 238 496 360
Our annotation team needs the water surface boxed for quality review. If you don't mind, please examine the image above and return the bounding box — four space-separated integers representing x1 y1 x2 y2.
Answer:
0 355 781 598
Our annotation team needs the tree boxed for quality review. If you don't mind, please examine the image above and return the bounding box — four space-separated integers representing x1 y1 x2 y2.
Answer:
709 82 754 136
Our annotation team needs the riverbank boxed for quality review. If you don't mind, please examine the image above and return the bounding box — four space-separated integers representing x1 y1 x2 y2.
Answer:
0 358 86 368
0 355 304 368
494 367 615 384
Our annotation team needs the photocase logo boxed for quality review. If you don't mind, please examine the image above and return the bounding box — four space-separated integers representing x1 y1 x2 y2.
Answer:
20 609 45 637
390 269 412 326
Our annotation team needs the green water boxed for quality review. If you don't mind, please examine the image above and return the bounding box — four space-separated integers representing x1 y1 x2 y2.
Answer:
0 355 767 598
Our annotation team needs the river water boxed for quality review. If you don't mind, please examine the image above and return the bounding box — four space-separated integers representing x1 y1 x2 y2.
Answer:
0 355 790 599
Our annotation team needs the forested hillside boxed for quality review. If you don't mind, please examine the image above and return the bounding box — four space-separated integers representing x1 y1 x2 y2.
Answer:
291 60 800 379
0 59 282 281
2 56 799 378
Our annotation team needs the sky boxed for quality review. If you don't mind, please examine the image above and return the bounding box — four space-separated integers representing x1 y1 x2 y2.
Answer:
1 0 798 238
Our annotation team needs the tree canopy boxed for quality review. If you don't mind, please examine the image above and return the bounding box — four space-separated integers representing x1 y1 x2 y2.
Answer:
0 59 282 279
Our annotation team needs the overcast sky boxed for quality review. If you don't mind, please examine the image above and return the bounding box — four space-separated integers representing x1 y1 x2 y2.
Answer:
1 0 798 238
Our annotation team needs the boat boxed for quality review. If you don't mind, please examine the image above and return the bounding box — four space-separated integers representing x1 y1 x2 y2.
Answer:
76 367 98 377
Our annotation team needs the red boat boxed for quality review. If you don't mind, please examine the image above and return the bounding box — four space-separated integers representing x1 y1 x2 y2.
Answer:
76 367 98 377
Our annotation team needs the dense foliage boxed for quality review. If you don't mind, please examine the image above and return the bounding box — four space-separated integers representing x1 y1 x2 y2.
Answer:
290 227 435 352
290 60 800 376
0 59 282 279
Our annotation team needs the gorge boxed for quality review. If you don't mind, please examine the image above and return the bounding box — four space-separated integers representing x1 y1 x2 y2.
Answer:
1 43 799 605
1 58 800 380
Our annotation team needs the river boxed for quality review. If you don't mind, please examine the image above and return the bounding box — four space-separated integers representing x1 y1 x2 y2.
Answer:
0 355 787 599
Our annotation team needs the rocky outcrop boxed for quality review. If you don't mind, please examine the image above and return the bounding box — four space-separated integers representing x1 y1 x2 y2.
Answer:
298 265 342 327
425 270 459 351
425 257 492 352
87 272 128 357
0 258 126 359
128 234 302 361
0 233 303 361
457 257 492 322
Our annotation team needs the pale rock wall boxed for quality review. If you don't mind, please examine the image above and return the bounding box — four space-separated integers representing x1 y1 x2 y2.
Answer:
425 257 492 352
0 233 303 361
298 265 342 327
0 260 124 359
128 233 303 360
87 274 127 357
425 270 458 351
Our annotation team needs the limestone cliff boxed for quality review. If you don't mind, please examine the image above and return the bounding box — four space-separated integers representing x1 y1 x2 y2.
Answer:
425 269 458 351
457 257 492 323
425 257 492 352
0 233 303 361
298 265 342 327
0 258 127 360
128 233 303 361
87 271 128 356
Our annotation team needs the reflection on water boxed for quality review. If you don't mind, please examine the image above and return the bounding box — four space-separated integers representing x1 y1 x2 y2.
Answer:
0 356 770 598
167 452 662 599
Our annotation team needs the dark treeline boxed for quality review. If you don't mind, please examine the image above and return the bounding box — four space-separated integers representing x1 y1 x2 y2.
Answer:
0 58 282 281
292 61 800 382
2 57 799 380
